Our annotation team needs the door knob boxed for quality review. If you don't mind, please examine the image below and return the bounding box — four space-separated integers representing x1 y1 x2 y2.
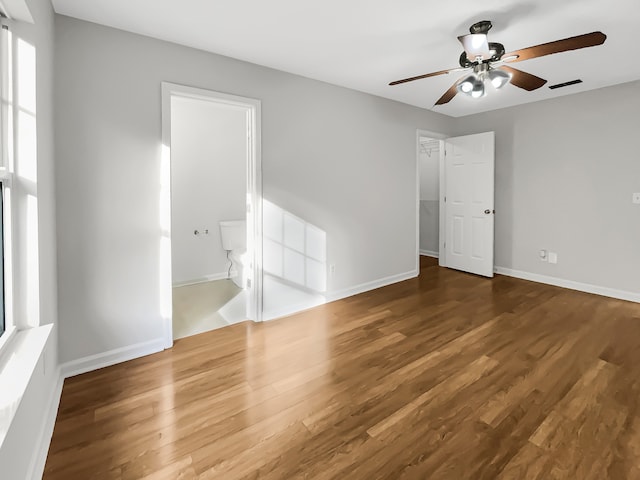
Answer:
484 209 491 214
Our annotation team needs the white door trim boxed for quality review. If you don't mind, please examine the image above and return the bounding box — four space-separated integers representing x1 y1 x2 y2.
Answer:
161 82 263 349
438 138 446 268
416 129 447 272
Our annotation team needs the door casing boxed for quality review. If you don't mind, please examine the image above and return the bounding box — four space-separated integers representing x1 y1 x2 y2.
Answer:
161 82 263 349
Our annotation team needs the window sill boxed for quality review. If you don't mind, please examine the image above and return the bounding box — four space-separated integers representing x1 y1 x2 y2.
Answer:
0 325 17 362
0 324 52 449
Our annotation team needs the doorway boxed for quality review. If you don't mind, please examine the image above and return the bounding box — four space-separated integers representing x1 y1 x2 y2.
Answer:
161 83 262 346
416 130 495 278
416 130 446 272
418 135 444 258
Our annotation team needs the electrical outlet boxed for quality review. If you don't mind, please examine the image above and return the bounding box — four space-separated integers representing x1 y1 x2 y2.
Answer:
548 252 558 264
633 193 640 204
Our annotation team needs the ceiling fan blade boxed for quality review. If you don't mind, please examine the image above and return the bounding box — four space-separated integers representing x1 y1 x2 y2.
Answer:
501 66 547 91
434 82 459 106
504 31 606 63
389 67 463 86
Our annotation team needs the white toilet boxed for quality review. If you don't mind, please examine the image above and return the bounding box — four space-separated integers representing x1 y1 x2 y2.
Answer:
219 220 247 289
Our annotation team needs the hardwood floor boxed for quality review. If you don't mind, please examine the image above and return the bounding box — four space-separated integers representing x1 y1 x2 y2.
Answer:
44 257 640 479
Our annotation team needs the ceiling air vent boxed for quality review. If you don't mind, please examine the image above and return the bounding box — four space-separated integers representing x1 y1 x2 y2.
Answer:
549 79 583 90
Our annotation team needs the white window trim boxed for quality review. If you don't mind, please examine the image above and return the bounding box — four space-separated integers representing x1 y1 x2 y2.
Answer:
0 20 15 356
0 172 13 358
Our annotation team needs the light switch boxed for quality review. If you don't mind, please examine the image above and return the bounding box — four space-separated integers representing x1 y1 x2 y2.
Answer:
633 193 640 204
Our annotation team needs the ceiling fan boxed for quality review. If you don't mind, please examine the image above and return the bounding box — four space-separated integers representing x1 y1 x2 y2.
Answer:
389 21 606 106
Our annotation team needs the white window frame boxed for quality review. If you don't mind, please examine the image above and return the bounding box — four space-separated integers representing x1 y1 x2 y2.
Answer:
0 20 16 356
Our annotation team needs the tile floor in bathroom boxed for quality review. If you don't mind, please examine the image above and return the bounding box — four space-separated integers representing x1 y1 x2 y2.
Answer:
172 279 247 340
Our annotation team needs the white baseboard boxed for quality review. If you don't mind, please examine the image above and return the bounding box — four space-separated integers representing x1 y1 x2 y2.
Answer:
494 266 640 304
262 298 326 322
420 249 439 258
29 368 63 480
173 272 231 288
60 338 166 379
326 269 419 304
262 269 419 322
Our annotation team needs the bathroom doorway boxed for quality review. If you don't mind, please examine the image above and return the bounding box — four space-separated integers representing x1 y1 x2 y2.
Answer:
161 83 262 344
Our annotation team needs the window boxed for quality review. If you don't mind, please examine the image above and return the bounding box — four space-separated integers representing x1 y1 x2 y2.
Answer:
0 23 8 340
0 182 4 338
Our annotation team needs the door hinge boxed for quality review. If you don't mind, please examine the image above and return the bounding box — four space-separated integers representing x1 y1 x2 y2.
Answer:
444 196 446 203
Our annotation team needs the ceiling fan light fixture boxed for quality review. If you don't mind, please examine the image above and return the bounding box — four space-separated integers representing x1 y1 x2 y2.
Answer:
456 73 477 94
470 77 485 98
458 34 491 60
488 68 512 89
456 73 486 98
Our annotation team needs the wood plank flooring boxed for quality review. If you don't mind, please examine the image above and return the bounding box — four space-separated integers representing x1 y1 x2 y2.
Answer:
44 257 640 479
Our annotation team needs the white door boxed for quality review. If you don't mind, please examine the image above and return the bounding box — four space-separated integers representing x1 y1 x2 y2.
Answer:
444 132 495 277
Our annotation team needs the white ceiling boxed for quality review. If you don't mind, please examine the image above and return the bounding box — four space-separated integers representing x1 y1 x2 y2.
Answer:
51 0 640 118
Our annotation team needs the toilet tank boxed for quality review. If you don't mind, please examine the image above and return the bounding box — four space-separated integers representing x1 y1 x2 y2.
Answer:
219 220 246 251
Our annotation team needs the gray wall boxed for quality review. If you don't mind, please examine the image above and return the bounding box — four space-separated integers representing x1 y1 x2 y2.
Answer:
54 15 456 364
457 80 640 294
